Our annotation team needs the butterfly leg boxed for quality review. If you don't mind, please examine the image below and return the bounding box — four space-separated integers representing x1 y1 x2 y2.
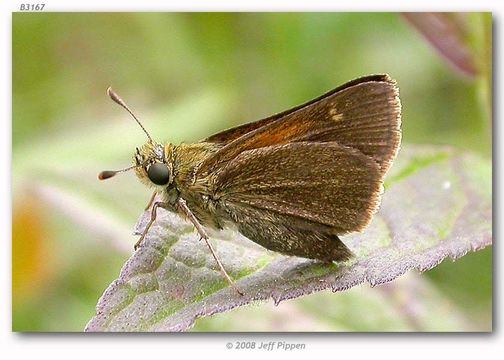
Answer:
134 201 169 250
177 197 243 296
144 191 157 211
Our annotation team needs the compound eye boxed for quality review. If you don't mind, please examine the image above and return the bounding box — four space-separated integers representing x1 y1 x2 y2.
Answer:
147 163 170 185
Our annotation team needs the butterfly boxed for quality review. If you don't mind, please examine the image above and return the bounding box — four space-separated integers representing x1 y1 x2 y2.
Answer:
100 74 401 294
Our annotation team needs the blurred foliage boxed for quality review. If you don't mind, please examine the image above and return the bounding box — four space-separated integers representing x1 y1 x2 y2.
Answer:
12 12 491 331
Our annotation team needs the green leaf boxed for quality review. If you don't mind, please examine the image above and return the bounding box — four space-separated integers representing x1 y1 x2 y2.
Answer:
85 145 492 332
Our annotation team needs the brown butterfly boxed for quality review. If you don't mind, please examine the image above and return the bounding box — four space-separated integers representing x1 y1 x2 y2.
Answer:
99 74 401 295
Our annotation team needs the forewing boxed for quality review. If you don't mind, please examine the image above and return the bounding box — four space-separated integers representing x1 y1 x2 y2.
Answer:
199 74 401 177
214 142 382 234
204 74 393 144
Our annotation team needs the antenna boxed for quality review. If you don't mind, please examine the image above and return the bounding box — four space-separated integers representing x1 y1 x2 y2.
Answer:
107 87 153 143
98 164 140 181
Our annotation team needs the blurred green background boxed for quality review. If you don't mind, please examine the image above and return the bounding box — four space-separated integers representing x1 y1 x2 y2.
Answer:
12 12 492 331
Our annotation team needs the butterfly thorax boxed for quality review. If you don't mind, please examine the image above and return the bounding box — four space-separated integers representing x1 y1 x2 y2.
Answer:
171 142 227 228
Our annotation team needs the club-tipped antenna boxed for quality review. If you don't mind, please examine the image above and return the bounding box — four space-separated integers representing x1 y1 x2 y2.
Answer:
107 87 153 143
98 164 139 181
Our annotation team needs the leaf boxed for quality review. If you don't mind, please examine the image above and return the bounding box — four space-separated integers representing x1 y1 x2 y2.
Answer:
85 145 492 332
402 13 480 78
193 272 480 331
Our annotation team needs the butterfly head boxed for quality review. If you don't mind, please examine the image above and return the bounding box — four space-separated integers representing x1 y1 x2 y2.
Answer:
98 87 173 188
133 142 173 187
